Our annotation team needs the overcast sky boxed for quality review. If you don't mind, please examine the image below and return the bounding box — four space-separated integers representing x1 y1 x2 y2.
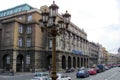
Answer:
0 0 120 54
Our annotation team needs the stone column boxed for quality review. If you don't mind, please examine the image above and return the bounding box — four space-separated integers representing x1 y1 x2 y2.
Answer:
71 57 73 68
66 56 68 69
82 57 84 67
87 58 89 67
79 57 81 68
56 53 62 71
12 51 17 72
34 51 41 71
56 60 62 71
85 58 87 67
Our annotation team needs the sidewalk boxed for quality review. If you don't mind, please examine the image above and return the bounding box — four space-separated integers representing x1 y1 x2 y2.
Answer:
0 70 67 77
0 72 32 77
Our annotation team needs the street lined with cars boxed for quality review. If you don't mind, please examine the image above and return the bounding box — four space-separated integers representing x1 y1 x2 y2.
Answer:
29 72 72 80
0 66 120 80
65 67 120 80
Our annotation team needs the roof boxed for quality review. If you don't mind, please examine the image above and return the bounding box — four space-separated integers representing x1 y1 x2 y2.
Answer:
0 3 34 18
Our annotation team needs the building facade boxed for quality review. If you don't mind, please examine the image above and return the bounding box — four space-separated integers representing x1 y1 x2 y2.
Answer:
107 53 119 65
0 4 89 72
89 42 99 67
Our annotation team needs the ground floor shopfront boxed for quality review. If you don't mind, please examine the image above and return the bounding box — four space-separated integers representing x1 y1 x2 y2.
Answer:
0 50 89 72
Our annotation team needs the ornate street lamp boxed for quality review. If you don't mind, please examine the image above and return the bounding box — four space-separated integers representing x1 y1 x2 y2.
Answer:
39 1 71 80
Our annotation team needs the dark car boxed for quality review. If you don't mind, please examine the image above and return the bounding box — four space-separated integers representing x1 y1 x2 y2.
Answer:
97 64 105 72
65 68 74 73
65 69 72 73
95 67 102 73
76 69 89 78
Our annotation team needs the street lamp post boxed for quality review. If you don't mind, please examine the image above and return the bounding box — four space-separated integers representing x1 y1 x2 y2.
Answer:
39 1 71 80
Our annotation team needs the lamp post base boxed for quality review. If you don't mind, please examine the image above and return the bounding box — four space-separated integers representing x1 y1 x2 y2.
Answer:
51 71 58 80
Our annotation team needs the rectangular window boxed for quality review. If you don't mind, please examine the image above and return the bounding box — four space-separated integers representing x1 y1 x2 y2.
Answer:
27 15 32 21
26 38 31 47
18 37 23 47
19 24 23 34
26 26 32 34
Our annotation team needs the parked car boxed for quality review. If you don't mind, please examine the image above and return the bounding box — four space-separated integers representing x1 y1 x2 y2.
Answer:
88 68 97 75
104 66 109 70
94 67 102 73
118 64 120 67
57 73 71 80
65 69 72 73
32 72 51 80
97 64 105 72
76 69 89 78
65 67 74 73
78 67 85 71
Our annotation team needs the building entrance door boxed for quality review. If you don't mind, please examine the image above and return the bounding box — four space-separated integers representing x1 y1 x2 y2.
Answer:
16 54 24 72
3 54 10 71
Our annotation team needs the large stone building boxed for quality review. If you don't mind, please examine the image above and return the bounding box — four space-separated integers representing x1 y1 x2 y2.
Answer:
97 44 104 64
107 53 119 65
89 42 99 67
0 3 89 72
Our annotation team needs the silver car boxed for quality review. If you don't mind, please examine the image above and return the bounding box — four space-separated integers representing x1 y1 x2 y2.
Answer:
31 72 51 80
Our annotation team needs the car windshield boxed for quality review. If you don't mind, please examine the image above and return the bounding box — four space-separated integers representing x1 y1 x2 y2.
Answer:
80 67 85 70
34 72 49 77
79 70 85 73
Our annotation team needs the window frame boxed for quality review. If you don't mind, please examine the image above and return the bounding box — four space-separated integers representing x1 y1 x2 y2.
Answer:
19 24 23 34
27 15 32 21
26 37 32 47
26 25 32 34
18 37 23 47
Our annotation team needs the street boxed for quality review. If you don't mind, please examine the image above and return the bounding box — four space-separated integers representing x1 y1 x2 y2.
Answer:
0 73 32 80
0 67 120 80
65 67 120 80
